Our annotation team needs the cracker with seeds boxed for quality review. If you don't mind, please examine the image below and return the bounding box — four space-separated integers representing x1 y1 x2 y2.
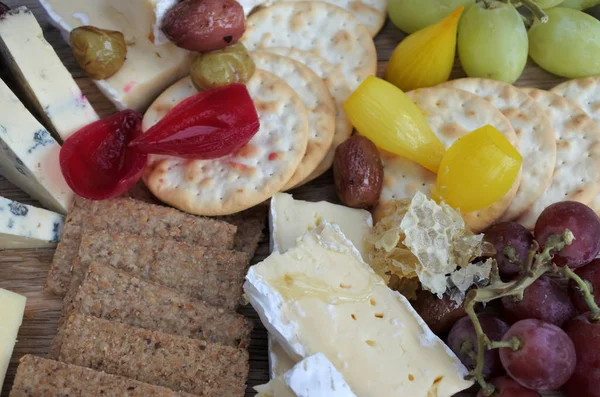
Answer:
440 78 556 221
376 87 520 233
517 88 600 229
142 71 309 216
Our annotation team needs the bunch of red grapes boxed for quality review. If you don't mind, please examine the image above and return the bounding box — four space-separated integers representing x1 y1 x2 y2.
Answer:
446 201 600 397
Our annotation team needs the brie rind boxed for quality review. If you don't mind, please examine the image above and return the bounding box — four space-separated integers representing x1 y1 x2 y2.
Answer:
245 222 473 397
256 353 356 397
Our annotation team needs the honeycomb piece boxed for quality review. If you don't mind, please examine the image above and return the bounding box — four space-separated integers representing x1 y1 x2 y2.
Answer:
400 192 485 296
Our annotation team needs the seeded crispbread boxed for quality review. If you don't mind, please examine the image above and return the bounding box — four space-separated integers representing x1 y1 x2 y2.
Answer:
439 78 556 221
375 87 520 233
241 2 377 90
552 77 600 215
250 51 335 190
517 88 600 229
142 71 309 216
266 47 353 184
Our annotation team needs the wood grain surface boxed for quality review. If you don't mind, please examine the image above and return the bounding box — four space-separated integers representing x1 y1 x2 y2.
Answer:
0 0 565 396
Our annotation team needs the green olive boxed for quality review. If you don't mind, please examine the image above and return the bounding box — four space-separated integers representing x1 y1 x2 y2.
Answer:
190 43 256 90
70 26 127 80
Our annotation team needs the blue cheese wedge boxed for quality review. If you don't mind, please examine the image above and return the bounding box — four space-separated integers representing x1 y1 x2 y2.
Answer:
0 7 99 141
245 223 473 397
0 79 73 214
0 288 26 390
0 197 64 249
256 353 356 397
39 0 192 111
269 193 372 258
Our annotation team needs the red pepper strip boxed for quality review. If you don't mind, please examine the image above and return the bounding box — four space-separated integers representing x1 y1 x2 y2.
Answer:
60 110 147 200
129 83 260 159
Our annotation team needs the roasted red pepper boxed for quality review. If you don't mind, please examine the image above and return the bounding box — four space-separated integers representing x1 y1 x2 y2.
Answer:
60 110 147 200
130 83 260 159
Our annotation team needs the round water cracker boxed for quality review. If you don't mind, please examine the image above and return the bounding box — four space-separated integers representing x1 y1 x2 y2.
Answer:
278 0 387 37
241 2 377 91
141 71 310 216
375 87 520 233
439 78 557 222
250 51 336 190
265 47 353 185
552 77 600 215
517 88 600 229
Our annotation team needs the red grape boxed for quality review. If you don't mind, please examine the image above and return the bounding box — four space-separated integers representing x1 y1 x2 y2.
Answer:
569 258 600 313
534 201 600 268
484 222 534 279
564 314 600 397
501 276 575 327
0 3 9 16
447 315 509 377
476 376 541 397
499 319 576 390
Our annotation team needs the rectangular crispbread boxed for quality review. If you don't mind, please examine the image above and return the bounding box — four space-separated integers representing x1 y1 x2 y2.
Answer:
10 355 196 397
55 314 249 397
46 197 237 296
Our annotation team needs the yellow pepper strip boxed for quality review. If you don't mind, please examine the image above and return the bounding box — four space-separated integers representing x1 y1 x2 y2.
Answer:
433 125 522 213
385 6 464 92
343 76 445 173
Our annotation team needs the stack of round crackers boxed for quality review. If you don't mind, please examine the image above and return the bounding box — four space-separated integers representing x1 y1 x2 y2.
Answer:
376 77 600 232
141 1 382 216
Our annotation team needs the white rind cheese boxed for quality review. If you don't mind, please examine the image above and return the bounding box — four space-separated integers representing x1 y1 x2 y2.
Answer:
0 288 26 390
38 0 192 111
0 196 64 249
245 223 473 397
268 193 374 378
0 7 99 141
256 353 357 397
0 79 74 214
269 193 372 258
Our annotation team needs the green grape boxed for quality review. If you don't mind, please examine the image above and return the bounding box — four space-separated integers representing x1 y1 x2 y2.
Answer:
561 0 600 9
535 0 564 8
529 7 600 78
388 0 474 33
457 1 528 83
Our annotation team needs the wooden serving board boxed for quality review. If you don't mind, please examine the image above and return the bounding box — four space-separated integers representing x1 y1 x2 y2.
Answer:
0 1 566 396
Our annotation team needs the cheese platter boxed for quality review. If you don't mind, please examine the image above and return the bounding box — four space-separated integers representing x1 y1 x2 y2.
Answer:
3 0 600 395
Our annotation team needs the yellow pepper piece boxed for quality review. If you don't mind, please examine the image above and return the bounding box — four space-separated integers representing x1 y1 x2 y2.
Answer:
344 76 445 173
385 6 464 92
433 125 522 213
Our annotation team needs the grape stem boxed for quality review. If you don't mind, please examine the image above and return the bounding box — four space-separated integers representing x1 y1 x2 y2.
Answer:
511 0 549 23
488 337 521 351
559 266 600 322
464 229 574 396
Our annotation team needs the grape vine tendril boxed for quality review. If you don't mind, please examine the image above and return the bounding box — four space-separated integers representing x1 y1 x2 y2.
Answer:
464 229 574 395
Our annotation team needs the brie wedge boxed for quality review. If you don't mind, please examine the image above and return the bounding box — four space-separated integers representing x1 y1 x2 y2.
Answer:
256 353 356 397
0 196 64 249
0 288 26 390
0 78 74 214
106 0 177 46
245 223 473 397
0 7 99 141
38 0 192 111
269 193 372 258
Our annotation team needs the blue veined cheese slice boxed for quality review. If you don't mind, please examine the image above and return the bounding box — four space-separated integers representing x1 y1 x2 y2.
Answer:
0 79 73 214
245 223 473 397
0 288 26 390
0 7 99 141
38 0 192 112
0 196 64 249
255 353 356 397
